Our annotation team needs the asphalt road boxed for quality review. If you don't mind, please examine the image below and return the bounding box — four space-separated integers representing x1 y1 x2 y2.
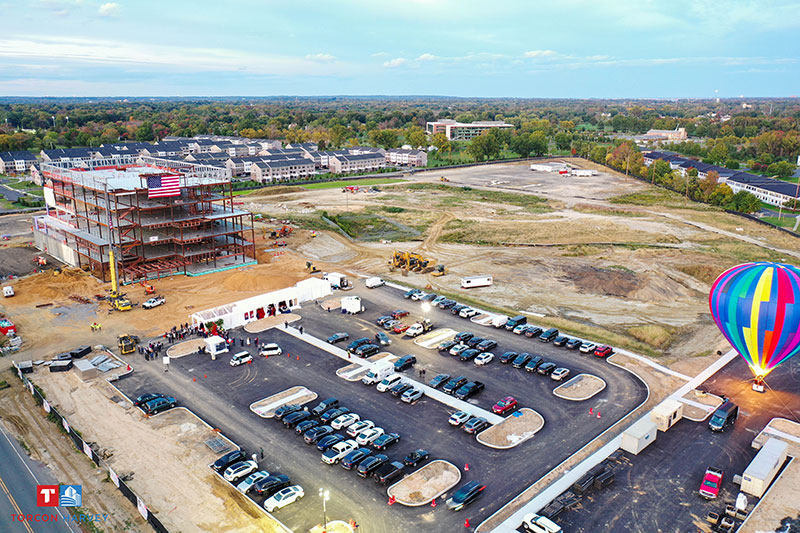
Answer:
115 282 646 533
553 353 800 533
0 421 77 533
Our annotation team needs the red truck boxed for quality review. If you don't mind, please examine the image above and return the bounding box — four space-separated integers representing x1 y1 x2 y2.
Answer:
698 466 723 499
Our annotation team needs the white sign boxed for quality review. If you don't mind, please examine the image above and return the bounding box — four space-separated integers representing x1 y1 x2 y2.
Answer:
137 497 148 519
82 441 93 459
149 236 159 242
62 418 70 433
108 468 120 488
162 356 170 366
42 399 51 413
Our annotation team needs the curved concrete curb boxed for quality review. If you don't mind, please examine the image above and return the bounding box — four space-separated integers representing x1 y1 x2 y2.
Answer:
413 328 456 349
166 339 206 358
310 520 354 533
249 386 317 418
553 374 606 401
476 408 544 450
244 313 301 333
386 460 461 507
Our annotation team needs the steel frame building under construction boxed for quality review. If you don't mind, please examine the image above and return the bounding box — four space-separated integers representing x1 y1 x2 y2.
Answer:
33 155 256 283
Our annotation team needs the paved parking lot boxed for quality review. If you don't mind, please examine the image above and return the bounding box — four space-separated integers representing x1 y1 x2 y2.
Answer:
116 282 646 532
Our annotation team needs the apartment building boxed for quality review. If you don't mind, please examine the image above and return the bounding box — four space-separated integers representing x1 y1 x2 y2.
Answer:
251 158 316 183
385 149 427 167
425 119 514 141
329 153 386 174
0 151 37 174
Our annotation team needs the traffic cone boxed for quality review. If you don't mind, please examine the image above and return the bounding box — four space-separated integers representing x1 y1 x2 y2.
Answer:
204 374 207 379
388 495 396 505
193 377 196 382
464 463 469 471
287 352 291 358
296 355 300 360
431 499 436 508
596 411 601 418
126 365 131 371
464 518 470 528
589 407 593 415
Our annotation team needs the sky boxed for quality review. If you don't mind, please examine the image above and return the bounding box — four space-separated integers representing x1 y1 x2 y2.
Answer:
1 0 799 98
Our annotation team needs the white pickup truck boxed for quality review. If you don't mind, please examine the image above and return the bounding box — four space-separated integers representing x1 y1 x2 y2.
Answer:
142 296 165 309
321 439 358 465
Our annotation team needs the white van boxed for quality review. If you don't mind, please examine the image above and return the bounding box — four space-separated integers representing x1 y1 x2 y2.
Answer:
2 286 14 297
491 315 509 328
365 277 385 288
522 513 562 533
230 351 253 366
362 364 394 385
461 275 493 289
376 374 402 392
259 343 282 357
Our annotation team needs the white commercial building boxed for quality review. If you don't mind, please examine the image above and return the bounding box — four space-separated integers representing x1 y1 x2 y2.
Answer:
426 119 514 141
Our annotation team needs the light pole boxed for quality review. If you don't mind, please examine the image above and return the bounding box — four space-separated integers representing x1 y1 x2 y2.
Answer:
51 115 56 128
319 488 330 533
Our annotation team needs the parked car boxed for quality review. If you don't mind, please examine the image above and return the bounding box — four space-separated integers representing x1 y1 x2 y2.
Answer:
463 416 490 434
465 336 485 348
283 411 311 428
274 404 302 420
391 382 414 397
579 342 597 354
451 304 469 315
366 277 386 288
391 309 410 319
372 432 401 451
459 348 480 362
327 332 350 344
522 513 563 533
475 352 494 365
448 411 471 426
525 355 544 372
394 354 417 371
377 374 402 393
420 293 438 302
428 373 451 389
316 434 345 452
431 295 447 306
499 351 518 364
237 470 270 493
401 388 423 403
304 425 334 444
524 326 544 338
492 396 518 415
513 324 531 335
264 485 304 513
442 376 468 394
322 439 358 464
537 362 557 376
383 320 400 331
553 335 569 347
539 328 560 342
259 343 282 357
374 461 405 484
512 353 532 369
410 291 427 301
252 474 291 497
698 467 724 499
356 427 385 445
320 407 350 423
142 296 165 309
551 368 570 381
354 344 380 358
230 351 253 366
455 381 485 400
594 345 613 358
403 449 430 467
446 480 485 511
295 419 320 434
449 344 470 357
460 308 479 318
331 413 360 430
439 299 457 309
212 449 247 472
134 393 165 407
340 447 372 470
477 339 497 351
224 460 258 482
392 323 410 334
357 454 389 478
312 398 340 416
376 316 393 326
454 331 474 343
346 420 374 437
439 340 459 352
403 289 421 299
505 315 527 331
142 396 177 415
346 338 371 353
566 338 582 350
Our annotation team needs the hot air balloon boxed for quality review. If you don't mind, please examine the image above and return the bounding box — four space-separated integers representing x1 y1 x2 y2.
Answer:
709 262 800 379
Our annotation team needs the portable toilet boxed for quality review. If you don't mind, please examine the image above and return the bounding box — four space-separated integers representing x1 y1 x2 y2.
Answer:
650 399 684 432
741 438 788 497
621 418 658 455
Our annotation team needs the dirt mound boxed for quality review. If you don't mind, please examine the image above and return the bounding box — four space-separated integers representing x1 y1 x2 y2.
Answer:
566 265 642 298
221 268 302 293
8 268 101 304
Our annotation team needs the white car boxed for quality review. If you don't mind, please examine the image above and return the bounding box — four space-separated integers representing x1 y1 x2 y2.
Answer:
513 324 530 335
142 296 165 309
237 470 270 493
230 351 253 366
264 485 304 513
522 512 563 533
448 411 471 426
321 439 358 464
376 374 402 392
356 427 385 445
459 307 478 318
404 324 424 337
474 352 494 366
410 291 427 301
331 413 360 430
347 420 375 437
223 460 258 482
579 342 597 354
259 343 282 357
449 343 468 356
551 368 570 381
401 388 423 403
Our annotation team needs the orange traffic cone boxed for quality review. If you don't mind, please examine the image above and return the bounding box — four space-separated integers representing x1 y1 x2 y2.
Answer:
464 463 469 471
589 407 593 415
464 518 470 528
431 499 436 508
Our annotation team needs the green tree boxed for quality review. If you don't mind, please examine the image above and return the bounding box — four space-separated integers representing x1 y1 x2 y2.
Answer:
766 161 796 179
530 131 549 157
405 126 427 148
554 132 572 151
135 124 154 141
329 125 349 148
731 191 761 213
467 132 500 161
725 159 740 169
431 132 451 153
509 135 534 157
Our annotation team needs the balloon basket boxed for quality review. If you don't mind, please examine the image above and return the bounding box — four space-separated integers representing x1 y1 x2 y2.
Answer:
752 376 765 393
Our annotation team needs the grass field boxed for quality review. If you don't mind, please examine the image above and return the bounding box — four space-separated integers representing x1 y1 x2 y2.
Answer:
300 178 406 190
761 216 799 231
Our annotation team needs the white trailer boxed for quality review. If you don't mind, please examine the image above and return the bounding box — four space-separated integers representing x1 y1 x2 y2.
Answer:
461 275 493 289
571 169 598 177
341 296 363 314
2 286 14 297
741 437 788 498
650 399 683 432
621 418 658 455
323 272 351 290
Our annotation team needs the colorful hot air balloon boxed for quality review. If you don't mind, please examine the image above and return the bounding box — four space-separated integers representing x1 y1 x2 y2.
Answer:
709 262 800 377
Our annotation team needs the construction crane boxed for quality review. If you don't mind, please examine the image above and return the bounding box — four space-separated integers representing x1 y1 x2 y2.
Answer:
108 250 132 311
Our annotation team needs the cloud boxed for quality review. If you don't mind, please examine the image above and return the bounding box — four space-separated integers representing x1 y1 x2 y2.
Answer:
524 50 556 58
98 2 118 16
305 53 335 62
416 53 436 61
383 57 407 68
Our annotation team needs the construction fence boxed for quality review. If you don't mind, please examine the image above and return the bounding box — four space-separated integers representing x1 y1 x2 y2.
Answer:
12 365 169 533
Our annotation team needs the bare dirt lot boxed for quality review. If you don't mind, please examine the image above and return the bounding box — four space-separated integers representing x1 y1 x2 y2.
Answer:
476 408 545 449
387 460 461 506
553 374 607 401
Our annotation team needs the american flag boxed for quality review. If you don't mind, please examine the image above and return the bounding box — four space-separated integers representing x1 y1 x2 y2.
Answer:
146 174 181 198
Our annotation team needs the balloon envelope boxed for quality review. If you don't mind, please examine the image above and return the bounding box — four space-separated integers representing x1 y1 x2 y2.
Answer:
709 262 800 376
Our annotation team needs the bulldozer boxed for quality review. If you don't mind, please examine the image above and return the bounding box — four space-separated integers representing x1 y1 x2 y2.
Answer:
431 264 446 277
270 225 293 238
306 261 321 274
117 334 140 355
108 250 132 312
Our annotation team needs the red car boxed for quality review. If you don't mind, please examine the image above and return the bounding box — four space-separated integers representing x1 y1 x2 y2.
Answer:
393 323 410 334
594 345 613 358
698 467 723 499
492 396 518 415
391 310 410 319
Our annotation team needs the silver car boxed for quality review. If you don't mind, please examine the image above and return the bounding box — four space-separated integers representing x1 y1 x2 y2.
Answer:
401 388 423 403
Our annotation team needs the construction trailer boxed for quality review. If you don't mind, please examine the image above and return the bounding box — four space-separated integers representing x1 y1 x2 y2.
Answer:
33 155 256 283
650 399 684 432
620 418 658 455
741 437 789 498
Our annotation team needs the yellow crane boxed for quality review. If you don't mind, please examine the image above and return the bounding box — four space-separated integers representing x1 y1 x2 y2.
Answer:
108 249 132 311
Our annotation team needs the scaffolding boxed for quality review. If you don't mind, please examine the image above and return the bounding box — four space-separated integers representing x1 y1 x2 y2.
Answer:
36 155 256 283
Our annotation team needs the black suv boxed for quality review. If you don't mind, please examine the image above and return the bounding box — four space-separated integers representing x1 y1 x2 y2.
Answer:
553 335 569 347
304 425 334 444
283 410 312 427
357 454 389 478
454 332 474 343
537 362 557 376
428 373 450 389
346 337 371 353
312 398 340 416
512 353 532 369
477 339 497 351
524 326 543 338
253 474 290 497
446 480 485 511
374 461 405 484
212 449 247 472
459 348 480 362
466 337 485 348
499 351 518 364
454 381 485 400
354 344 380 358
539 328 559 342
394 355 417 371
451 304 468 315
274 403 302 420
320 406 350 423
525 355 544 372
442 376 468 395
341 447 372 470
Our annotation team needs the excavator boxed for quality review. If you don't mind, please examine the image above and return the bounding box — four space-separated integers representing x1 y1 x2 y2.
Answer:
389 251 444 275
108 250 132 312
269 225 293 238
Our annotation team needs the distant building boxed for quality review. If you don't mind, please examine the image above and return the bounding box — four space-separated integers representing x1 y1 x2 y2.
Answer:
329 153 386 174
285 142 319 153
41 148 94 163
385 149 427 167
425 119 514 141
251 159 315 183
0 151 37 174
644 127 687 142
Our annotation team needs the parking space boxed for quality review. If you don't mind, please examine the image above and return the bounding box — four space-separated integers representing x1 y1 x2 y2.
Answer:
115 281 646 532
